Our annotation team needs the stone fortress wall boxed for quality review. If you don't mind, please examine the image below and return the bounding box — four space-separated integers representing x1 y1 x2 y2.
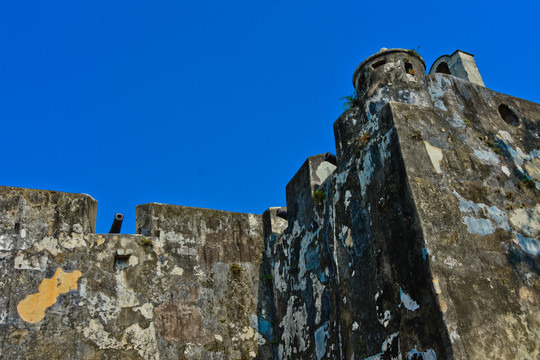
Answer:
1 49 539 359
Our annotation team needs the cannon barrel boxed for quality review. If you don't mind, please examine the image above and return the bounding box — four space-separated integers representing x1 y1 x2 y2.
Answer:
276 208 288 220
324 152 337 166
109 213 124 234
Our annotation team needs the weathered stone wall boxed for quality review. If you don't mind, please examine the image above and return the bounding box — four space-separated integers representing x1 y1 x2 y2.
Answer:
1 48 539 360
270 48 540 359
0 189 269 360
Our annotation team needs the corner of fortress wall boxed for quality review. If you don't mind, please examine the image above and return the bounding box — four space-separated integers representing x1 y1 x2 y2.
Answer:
1 49 539 359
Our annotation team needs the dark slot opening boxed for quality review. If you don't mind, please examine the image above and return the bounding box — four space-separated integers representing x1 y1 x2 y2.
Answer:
435 62 451 75
371 59 386 69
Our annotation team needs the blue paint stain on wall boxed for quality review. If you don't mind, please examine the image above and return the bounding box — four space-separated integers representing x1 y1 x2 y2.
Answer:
305 246 322 272
463 216 495 236
315 321 329 360
406 346 437 360
258 317 274 340
399 287 420 311
515 233 540 256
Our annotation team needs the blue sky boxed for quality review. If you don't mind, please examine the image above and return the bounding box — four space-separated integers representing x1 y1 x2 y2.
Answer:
1 1 538 233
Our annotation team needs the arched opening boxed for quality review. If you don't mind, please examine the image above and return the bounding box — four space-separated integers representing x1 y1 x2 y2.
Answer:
371 59 386 69
498 104 520 126
435 62 451 75
404 61 415 75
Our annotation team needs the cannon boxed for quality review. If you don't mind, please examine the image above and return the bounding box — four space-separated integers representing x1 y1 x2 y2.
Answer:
276 208 288 220
109 213 124 234
324 152 337 166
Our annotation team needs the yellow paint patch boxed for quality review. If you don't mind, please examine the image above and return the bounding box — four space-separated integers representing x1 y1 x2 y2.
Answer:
17 268 82 323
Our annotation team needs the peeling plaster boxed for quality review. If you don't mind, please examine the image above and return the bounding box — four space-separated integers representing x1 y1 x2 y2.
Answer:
509 206 540 238
473 148 500 166
278 296 309 359
424 141 443 174
14 252 48 271
81 319 160 360
454 190 510 235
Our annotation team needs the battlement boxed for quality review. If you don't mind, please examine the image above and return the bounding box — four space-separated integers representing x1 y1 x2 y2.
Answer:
1 49 539 360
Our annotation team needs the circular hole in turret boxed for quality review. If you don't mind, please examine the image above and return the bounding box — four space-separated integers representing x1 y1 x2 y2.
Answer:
498 104 520 126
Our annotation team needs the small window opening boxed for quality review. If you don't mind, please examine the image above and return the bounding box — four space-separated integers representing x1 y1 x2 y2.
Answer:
405 61 415 76
435 62 451 75
371 59 386 69
114 248 133 271
498 104 519 126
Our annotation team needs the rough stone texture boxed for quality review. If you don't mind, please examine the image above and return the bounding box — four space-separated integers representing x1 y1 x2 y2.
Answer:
429 50 485 87
272 48 540 359
1 48 539 359
1 192 269 360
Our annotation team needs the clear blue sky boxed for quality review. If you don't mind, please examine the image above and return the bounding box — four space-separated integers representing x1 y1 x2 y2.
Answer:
1 1 538 233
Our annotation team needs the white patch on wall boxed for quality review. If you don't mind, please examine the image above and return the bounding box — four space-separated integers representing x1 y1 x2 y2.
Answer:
278 296 309 359
310 273 325 324
357 151 375 197
509 206 540 238
356 128 394 196
239 326 256 341
0 308 7 325
296 230 317 290
424 141 443 174
399 288 420 311
135 303 154 320
463 217 495 236
123 322 160 360
428 75 449 111
273 260 288 294
453 191 510 235
450 330 461 343
248 214 260 238
80 287 120 323
501 165 511 176
473 148 500 166
14 253 48 272
449 114 466 128
0 235 14 251
378 310 391 327
344 190 352 209
498 130 514 144
316 162 336 184
336 169 349 185
443 256 461 269
171 266 184 276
